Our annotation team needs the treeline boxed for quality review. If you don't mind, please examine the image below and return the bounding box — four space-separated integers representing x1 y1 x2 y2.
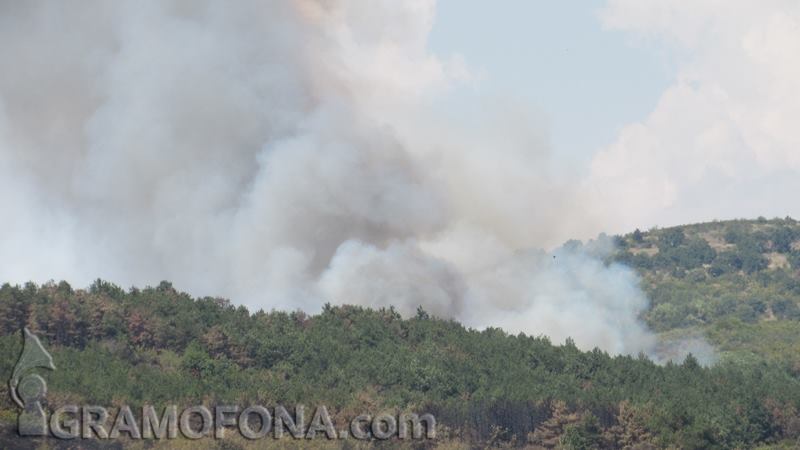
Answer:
2 281 800 448
615 219 800 276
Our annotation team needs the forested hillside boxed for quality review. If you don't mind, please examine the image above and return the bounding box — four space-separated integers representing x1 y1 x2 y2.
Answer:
613 217 800 366
3 219 800 448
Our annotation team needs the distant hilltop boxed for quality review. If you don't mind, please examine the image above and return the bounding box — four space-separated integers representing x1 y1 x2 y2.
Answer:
610 217 800 364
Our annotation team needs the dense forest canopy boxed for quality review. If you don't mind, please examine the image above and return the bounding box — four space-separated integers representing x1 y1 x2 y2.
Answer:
3 218 800 449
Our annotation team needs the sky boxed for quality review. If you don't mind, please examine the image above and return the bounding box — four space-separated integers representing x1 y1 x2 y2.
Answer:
429 0 674 169
428 0 800 234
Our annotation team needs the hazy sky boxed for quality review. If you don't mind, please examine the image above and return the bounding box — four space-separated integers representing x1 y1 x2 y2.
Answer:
428 0 800 233
430 0 673 168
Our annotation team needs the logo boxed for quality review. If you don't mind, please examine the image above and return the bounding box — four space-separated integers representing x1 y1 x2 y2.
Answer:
9 328 55 436
6 327 435 442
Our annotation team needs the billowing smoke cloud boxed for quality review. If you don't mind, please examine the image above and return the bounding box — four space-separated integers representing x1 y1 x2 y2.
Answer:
0 1 662 356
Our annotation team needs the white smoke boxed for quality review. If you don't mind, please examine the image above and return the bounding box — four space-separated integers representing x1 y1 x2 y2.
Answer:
0 1 662 356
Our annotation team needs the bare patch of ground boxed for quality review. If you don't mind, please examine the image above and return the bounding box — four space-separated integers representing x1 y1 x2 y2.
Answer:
698 231 735 252
767 252 790 270
630 247 659 256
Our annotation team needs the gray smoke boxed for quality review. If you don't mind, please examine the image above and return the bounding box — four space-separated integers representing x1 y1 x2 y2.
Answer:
0 1 683 357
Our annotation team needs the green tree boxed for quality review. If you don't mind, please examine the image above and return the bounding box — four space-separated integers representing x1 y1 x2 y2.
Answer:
659 228 686 250
771 226 796 253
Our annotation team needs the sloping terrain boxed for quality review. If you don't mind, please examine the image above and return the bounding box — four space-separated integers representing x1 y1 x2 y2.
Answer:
3 218 800 448
613 217 800 365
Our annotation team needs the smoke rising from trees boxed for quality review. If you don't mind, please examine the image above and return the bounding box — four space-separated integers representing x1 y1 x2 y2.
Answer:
0 1 665 356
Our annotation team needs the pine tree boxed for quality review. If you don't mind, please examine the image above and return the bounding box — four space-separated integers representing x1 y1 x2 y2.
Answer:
127 311 154 347
202 325 230 359
0 285 28 334
530 400 580 448
603 401 655 449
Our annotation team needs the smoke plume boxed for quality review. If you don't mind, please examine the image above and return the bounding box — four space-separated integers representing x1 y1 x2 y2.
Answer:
1 1 664 356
